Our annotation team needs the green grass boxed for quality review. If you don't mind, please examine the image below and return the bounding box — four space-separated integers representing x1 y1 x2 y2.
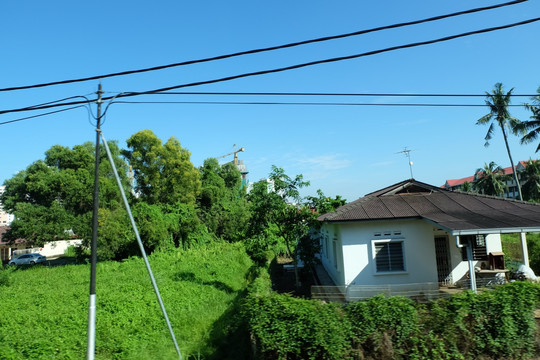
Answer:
0 242 253 359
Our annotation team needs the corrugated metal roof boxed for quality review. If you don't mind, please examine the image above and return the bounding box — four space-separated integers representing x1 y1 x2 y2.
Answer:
318 179 540 234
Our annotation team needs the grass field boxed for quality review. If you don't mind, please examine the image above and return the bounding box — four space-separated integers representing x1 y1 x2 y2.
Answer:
0 242 253 359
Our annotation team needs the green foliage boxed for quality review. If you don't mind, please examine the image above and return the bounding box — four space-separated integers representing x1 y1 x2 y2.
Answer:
473 161 510 197
1 141 129 247
245 293 352 360
347 295 419 357
244 276 540 360
0 242 253 360
123 129 200 206
197 158 250 242
306 189 347 215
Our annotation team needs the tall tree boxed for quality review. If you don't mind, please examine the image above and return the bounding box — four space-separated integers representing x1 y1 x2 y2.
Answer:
197 158 250 242
123 129 200 206
1 142 131 256
520 87 540 153
476 83 524 200
473 162 509 197
520 159 540 202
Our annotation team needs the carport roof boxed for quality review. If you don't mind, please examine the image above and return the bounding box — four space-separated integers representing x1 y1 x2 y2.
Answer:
318 179 540 235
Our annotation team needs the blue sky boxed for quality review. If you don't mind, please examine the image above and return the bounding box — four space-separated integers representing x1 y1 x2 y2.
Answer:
1 1 540 201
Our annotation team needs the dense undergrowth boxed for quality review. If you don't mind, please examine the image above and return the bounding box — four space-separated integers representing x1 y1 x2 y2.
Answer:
0 242 253 359
244 267 540 360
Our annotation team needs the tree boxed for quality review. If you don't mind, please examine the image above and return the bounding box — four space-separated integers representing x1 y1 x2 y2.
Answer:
123 129 200 206
1 142 131 257
197 158 250 242
476 83 524 200
520 87 540 153
459 181 475 193
520 159 540 202
306 189 347 215
473 162 509 197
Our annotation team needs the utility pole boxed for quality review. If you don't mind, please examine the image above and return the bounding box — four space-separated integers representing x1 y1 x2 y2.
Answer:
87 84 103 360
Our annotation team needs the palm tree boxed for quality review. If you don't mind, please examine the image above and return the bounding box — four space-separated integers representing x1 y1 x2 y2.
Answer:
473 162 509 197
520 159 540 202
520 88 540 153
477 83 524 200
459 181 475 193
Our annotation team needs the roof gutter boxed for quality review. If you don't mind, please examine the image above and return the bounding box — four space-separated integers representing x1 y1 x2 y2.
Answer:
450 227 540 236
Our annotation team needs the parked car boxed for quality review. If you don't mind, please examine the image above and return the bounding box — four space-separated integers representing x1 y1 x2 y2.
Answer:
8 253 47 265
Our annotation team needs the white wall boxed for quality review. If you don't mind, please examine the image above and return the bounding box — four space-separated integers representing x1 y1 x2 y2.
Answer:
322 219 439 287
38 240 82 258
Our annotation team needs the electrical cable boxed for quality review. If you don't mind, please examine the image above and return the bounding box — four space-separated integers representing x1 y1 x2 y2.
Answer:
112 100 526 107
150 91 539 98
0 0 528 93
0 105 88 126
1 17 538 116
104 17 540 98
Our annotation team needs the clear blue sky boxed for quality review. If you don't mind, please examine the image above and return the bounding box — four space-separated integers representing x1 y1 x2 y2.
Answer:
1 1 539 201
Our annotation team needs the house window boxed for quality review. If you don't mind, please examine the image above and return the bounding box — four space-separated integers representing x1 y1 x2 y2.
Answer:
373 239 405 272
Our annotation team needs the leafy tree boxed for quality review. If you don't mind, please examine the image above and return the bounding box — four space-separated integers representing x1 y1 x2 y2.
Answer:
473 162 509 197
1 142 130 253
123 129 200 206
477 83 524 200
520 159 540 202
520 87 540 152
306 189 347 215
247 166 312 287
197 158 250 242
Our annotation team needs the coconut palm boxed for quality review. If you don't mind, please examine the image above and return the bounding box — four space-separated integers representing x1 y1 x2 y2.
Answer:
473 162 509 197
520 88 540 153
520 159 540 202
459 181 475 193
476 83 524 200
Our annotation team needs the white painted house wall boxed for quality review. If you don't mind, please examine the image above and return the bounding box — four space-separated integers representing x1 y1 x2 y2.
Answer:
321 219 439 288
321 219 505 292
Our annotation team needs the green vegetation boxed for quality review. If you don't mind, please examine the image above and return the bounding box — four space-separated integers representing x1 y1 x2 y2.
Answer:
502 232 540 274
0 242 253 359
245 269 540 360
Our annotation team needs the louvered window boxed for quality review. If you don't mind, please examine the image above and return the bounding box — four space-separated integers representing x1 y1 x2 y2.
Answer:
374 241 405 272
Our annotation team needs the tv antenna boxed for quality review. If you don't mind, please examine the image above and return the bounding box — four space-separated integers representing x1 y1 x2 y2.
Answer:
396 147 414 179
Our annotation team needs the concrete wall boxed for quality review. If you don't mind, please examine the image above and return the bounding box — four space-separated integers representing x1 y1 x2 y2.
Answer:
321 219 439 287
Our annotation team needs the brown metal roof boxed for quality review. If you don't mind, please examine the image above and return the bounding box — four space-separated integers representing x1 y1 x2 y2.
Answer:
318 179 540 235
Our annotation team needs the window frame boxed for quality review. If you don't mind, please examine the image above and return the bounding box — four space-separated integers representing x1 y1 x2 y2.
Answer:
371 237 407 274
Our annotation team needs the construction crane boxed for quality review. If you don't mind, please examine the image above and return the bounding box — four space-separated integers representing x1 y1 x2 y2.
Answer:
217 144 245 165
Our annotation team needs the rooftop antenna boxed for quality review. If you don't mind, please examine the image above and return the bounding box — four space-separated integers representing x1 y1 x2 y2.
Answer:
396 147 414 179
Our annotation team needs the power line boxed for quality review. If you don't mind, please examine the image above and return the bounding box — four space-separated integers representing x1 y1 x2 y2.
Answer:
108 17 540 98
150 91 539 97
1 100 529 126
0 0 528 93
0 105 88 126
1 17 538 117
112 100 527 107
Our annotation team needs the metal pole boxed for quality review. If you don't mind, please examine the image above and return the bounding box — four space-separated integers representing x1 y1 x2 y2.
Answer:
100 133 183 360
466 238 477 294
87 84 103 360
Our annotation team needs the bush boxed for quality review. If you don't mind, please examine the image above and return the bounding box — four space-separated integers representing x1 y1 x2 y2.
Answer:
245 293 352 359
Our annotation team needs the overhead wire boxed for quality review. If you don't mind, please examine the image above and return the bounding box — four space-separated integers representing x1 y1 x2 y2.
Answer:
0 105 89 126
112 100 527 107
1 16 538 117
0 0 528 93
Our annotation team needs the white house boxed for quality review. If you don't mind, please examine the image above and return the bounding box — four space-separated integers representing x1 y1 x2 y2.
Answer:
318 179 540 300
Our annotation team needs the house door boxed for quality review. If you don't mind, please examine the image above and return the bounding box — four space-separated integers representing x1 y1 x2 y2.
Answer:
434 236 451 284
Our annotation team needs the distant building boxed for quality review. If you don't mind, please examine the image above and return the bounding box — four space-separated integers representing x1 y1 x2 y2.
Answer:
442 161 529 199
0 186 14 226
